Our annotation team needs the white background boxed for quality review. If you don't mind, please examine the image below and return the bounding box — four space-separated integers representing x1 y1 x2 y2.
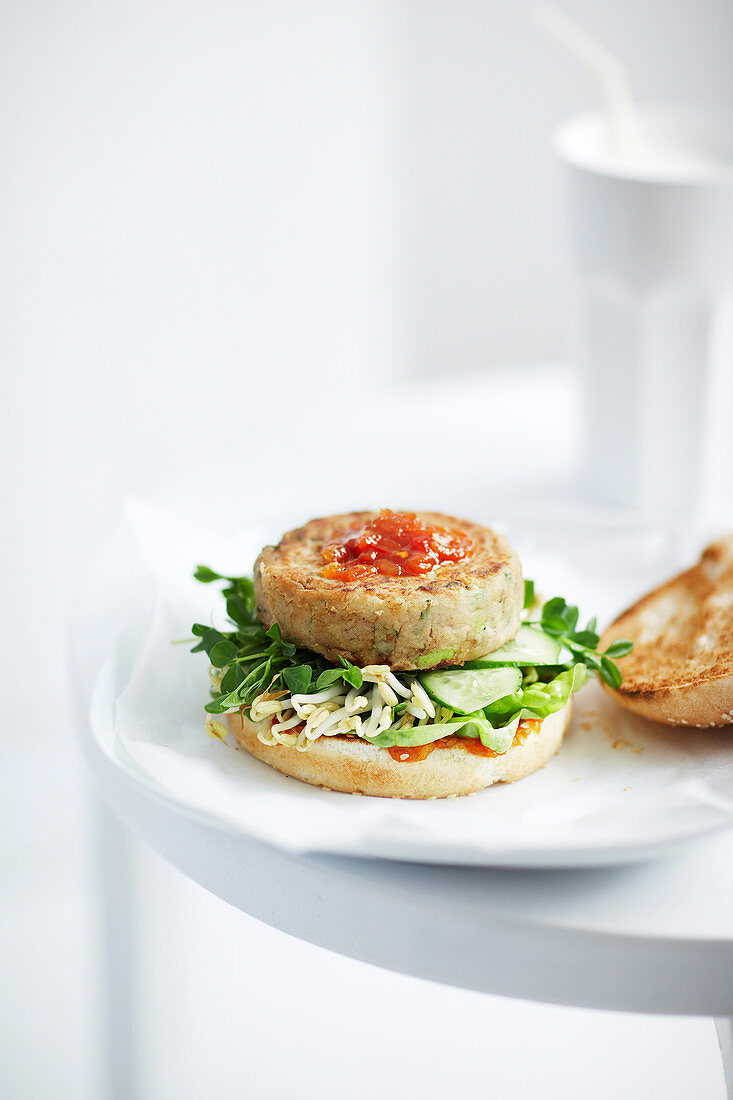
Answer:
3 2 733 1097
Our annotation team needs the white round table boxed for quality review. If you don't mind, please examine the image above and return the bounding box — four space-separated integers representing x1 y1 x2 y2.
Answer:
73 479 733 1097
81 720 733 1097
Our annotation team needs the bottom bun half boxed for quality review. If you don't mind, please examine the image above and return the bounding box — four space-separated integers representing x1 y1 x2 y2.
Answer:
226 704 572 799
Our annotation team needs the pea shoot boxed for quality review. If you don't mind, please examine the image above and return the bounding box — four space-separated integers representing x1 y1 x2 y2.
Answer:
190 567 363 714
532 594 632 689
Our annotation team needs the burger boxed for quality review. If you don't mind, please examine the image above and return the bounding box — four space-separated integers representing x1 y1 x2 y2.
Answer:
191 510 629 798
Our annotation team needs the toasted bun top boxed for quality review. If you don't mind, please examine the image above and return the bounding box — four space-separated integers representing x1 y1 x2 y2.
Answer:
600 534 733 727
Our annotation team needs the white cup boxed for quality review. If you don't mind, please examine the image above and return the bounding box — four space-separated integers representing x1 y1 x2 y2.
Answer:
556 105 733 516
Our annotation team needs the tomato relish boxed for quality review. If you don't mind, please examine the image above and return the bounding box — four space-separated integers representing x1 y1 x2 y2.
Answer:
386 719 542 763
321 509 473 581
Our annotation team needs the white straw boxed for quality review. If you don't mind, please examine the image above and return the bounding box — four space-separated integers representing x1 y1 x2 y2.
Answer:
531 3 640 160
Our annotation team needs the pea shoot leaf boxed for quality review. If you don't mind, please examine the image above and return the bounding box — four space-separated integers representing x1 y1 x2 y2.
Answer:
316 668 345 691
190 566 374 712
532 596 632 689
338 656 364 689
209 640 239 668
194 565 226 583
220 663 246 693
282 665 313 696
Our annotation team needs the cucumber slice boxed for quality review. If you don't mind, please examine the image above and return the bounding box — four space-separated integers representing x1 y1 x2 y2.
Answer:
418 666 521 713
466 625 562 667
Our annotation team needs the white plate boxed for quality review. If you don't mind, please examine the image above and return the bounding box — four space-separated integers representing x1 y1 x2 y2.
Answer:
86 502 733 868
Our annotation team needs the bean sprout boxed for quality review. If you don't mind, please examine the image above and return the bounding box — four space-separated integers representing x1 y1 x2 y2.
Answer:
240 662 453 752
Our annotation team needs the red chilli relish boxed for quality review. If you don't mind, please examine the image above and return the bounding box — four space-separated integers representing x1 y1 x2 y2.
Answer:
321 509 474 581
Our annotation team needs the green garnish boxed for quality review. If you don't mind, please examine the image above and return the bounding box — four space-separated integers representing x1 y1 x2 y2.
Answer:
190 568 363 714
531 594 632 689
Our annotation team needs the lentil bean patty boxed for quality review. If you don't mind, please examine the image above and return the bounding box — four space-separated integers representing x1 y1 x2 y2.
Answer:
253 511 523 670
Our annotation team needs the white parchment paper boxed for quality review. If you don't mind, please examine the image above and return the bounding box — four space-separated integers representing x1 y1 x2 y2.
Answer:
93 501 733 866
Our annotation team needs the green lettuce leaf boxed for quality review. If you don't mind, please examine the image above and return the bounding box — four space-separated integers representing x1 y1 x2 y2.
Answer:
452 715 521 754
484 663 587 723
365 722 467 748
364 715 521 753
519 663 587 716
